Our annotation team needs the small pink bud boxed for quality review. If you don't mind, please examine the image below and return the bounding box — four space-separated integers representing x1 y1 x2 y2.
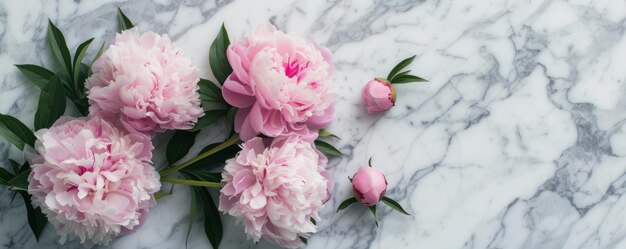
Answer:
361 78 396 113
352 167 388 206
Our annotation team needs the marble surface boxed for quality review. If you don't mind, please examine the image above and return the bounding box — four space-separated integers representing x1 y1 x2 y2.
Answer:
0 0 625 248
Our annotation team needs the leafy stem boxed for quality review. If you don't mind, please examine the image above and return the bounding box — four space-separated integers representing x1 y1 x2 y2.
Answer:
161 178 222 188
159 134 240 177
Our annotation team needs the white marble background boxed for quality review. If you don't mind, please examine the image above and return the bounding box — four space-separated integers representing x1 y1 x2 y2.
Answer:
0 0 625 248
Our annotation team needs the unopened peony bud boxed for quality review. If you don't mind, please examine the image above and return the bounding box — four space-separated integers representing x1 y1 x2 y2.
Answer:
361 78 396 113
352 166 388 206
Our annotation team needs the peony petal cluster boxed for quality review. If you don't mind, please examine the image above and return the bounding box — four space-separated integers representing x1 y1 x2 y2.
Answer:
361 78 396 113
222 25 335 141
86 28 204 134
219 136 332 248
27 116 161 246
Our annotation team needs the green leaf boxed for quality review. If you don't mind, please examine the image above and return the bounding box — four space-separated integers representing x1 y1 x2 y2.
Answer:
189 109 228 132
89 41 106 75
198 79 227 111
391 70 411 81
15 64 55 88
72 38 94 91
185 186 198 248
8 170 29 190
387 55 416 80
337 197 357 212
390 74 427 84
35 76 66 130
299 236 308 245
318 129 340 139
314 140 343 157
182 171 222 182
0 167 14 186
17 190 47 240
209 24 232 84
184 142 240 171
8 159 20 174
369 205 378 227
310 217 317 225
47 20 73 80
190 182 222 249
0 113 36 150
17 161 30 175
224 107 237 137
166 130 200 165
117 8 134 31
381 196 410 215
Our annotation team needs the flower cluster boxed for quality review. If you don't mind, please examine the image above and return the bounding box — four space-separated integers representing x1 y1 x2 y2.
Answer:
217 25 336 248
26 27 204 245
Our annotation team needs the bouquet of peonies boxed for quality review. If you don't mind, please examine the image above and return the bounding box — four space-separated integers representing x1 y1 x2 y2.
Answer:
1 8 416 249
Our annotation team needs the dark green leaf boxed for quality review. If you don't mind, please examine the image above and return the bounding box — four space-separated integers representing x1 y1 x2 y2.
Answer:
189 109 228 132
198 79 227 111
337 197 357 212
390 74 427 84
8 160 20 174
185 186 198 248
369 205 378 227
117 8 134 31
72 38 94 90
224 107 237 138
47 20 72 80
310 218 317 225
209 24 232 84
35 76 66 130
89 42 106 75
314 140 343 157
166 130 200 165
8 170 29 190
189 180 222 249
318 129 340 139
18 190 47 240
0 167 14 186
184 142 240 171
299 236 308 245
381 196 410 215
387 55 416 80
0 113 36 150
15 64 55 88
18 161 30 175
391 70 411 81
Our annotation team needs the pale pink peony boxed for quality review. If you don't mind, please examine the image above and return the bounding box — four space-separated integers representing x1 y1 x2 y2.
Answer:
219 136 332 248
27 116 161 245
87 28 204 134
222 25 335 141
352 167 387 206
361 78 396 114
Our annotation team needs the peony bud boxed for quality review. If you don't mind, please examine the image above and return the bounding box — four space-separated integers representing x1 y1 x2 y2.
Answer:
361 78 396 113
352 167 388 206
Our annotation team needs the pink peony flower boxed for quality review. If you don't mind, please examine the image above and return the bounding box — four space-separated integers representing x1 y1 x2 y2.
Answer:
87 28 204 134
361 78 396 113
352 167 387 206
27 116 161 245
219 136 332 248
222 25 335 141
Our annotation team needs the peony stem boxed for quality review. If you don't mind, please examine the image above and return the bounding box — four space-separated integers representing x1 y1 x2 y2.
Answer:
159 134 240 177
160 178 222 188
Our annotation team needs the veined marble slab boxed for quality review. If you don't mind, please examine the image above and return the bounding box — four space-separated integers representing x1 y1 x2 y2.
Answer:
0 0 624 248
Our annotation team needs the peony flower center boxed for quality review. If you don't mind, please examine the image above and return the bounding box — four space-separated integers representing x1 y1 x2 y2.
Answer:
282 56 309 80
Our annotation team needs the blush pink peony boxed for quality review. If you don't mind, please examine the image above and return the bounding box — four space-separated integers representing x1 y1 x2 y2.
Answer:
361 78 396 113
86 28 204 134
222 25 335 141
352 167 387 206
219 136 332 248
27 116 161 245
